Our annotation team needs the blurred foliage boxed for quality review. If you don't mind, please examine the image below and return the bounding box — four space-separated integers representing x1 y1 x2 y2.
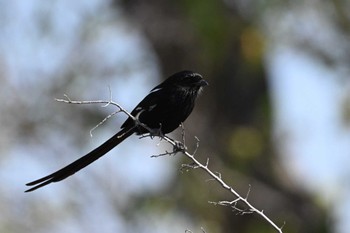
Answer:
120 0 334 232
5 0 349 232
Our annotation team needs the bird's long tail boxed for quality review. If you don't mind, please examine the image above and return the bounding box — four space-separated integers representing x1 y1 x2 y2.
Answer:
25 127 135 192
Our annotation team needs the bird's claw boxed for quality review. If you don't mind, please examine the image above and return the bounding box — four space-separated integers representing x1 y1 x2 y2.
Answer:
148 127 165 138
173 140 187 153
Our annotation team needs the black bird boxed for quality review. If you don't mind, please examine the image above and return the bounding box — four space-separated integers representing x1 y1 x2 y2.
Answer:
26 70 208 192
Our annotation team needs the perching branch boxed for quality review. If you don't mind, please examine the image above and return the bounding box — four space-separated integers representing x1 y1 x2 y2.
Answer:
55 94 284 233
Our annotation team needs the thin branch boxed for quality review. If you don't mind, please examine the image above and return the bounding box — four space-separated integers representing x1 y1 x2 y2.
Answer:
55 94 135 120
55 94 284 233
89 110 121 137
185 228 206 233
160 136 284 233
56 94 155 135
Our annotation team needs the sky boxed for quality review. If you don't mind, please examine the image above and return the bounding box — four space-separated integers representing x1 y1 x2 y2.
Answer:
0 1 179 232
264 8 350 232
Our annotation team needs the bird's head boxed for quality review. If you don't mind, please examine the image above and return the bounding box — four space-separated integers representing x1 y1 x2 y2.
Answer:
151 70 208 92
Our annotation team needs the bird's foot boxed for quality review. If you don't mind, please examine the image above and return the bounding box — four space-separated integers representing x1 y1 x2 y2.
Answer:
173 140 187 153
148 127 165 138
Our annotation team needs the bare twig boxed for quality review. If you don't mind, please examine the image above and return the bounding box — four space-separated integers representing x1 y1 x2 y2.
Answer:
159 133 284 232
89 110 121 137
56 94 155 135
185 228 206 233
55 94 284 233
55 94 135 120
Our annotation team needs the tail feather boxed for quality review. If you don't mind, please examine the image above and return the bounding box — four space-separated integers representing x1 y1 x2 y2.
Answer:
25 127 135 192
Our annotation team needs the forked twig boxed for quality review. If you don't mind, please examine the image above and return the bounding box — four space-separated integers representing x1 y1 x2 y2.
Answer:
55 94 284 233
